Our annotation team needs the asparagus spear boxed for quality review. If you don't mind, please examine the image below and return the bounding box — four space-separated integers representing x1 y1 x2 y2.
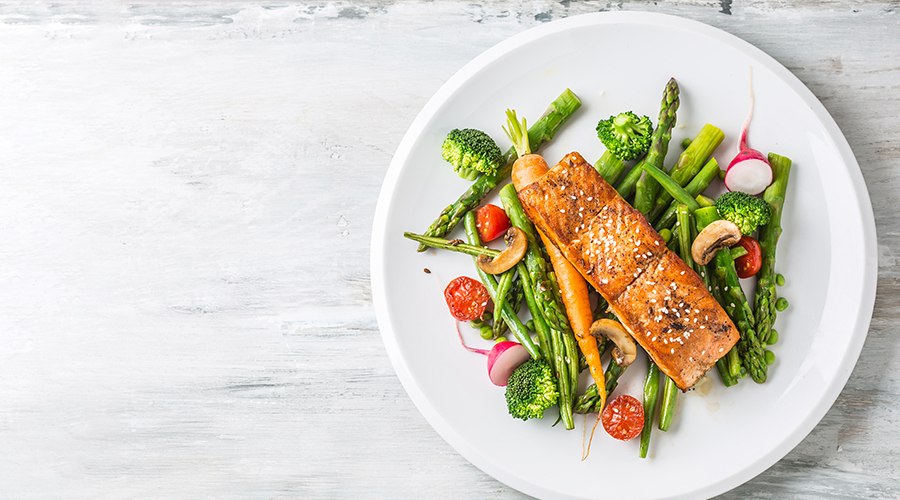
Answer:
616 158 645 204
492 269 524 338
574 358 627 414
516 261 553 361
616 78 680 203
544 263 581 415
695 206 767 383
603 357 626 398
403 232 500 258
755 153 792 343
649 124 724 213
594 149 627 185
574 383 601 414
634 170 652 214
417 89 582 251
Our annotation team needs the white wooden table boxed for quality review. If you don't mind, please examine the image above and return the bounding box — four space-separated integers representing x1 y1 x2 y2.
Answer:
0 2 897 498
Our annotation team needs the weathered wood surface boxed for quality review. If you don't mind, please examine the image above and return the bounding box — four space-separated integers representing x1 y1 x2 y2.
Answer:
0 1 897 498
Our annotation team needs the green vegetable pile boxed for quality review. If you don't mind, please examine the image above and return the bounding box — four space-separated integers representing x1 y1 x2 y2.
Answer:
402 78 793 459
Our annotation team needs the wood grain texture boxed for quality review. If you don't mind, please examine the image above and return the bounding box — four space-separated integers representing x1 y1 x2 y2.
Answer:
0 1 897 499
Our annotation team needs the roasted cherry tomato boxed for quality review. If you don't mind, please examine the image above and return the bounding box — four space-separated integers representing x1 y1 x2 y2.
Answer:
602 394 644 441
733 235 762 279
475 204 511 243
443 276 491 321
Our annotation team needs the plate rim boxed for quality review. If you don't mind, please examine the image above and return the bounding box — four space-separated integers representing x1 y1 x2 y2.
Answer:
371 11 877 500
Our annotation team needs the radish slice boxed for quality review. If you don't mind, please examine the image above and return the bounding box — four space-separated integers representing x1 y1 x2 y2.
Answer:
486 341 531 386
724 153 773 195
454 323 531 386
725 68 773 195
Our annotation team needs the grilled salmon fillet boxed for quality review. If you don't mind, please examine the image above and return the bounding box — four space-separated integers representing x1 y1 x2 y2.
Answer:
517 152 739 390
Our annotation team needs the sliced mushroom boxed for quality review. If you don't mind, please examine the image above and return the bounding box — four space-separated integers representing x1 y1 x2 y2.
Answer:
476 226 527 275
589 319 637 368
691 219 742 265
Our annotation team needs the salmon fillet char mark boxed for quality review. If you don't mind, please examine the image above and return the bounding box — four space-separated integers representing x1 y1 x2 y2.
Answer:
516 152 739 390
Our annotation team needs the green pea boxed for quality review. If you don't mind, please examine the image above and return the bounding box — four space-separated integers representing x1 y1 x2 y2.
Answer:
482 311 493 322
495 336 508 344
480 326 494 340
775 297 789 311
659 228 672 243
761 342 767 350
470 319 484 329
775 274 785 287
681 137 692 149
765 350 776 365
767 330 779 345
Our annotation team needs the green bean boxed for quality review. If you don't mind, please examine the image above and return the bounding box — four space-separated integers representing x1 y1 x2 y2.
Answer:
639 362 661 458
730 246 748 259
492 268 515 337
658 377 678 431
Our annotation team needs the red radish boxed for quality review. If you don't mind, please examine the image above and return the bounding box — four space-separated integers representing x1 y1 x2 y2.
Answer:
455 323 531 386
724 69 773 195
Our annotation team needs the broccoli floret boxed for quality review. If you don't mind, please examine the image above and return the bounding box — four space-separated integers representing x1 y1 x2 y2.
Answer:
505 359 559 421
715 191 772 234
441 128 503 181
595 111 653 161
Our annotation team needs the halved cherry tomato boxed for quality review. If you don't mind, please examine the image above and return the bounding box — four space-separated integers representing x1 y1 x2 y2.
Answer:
475 204 511 243
443 276 491 321
733 235 762 279
602 394 644 441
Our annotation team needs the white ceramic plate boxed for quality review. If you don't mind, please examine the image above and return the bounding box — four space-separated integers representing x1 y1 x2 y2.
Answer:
371 12 876 500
